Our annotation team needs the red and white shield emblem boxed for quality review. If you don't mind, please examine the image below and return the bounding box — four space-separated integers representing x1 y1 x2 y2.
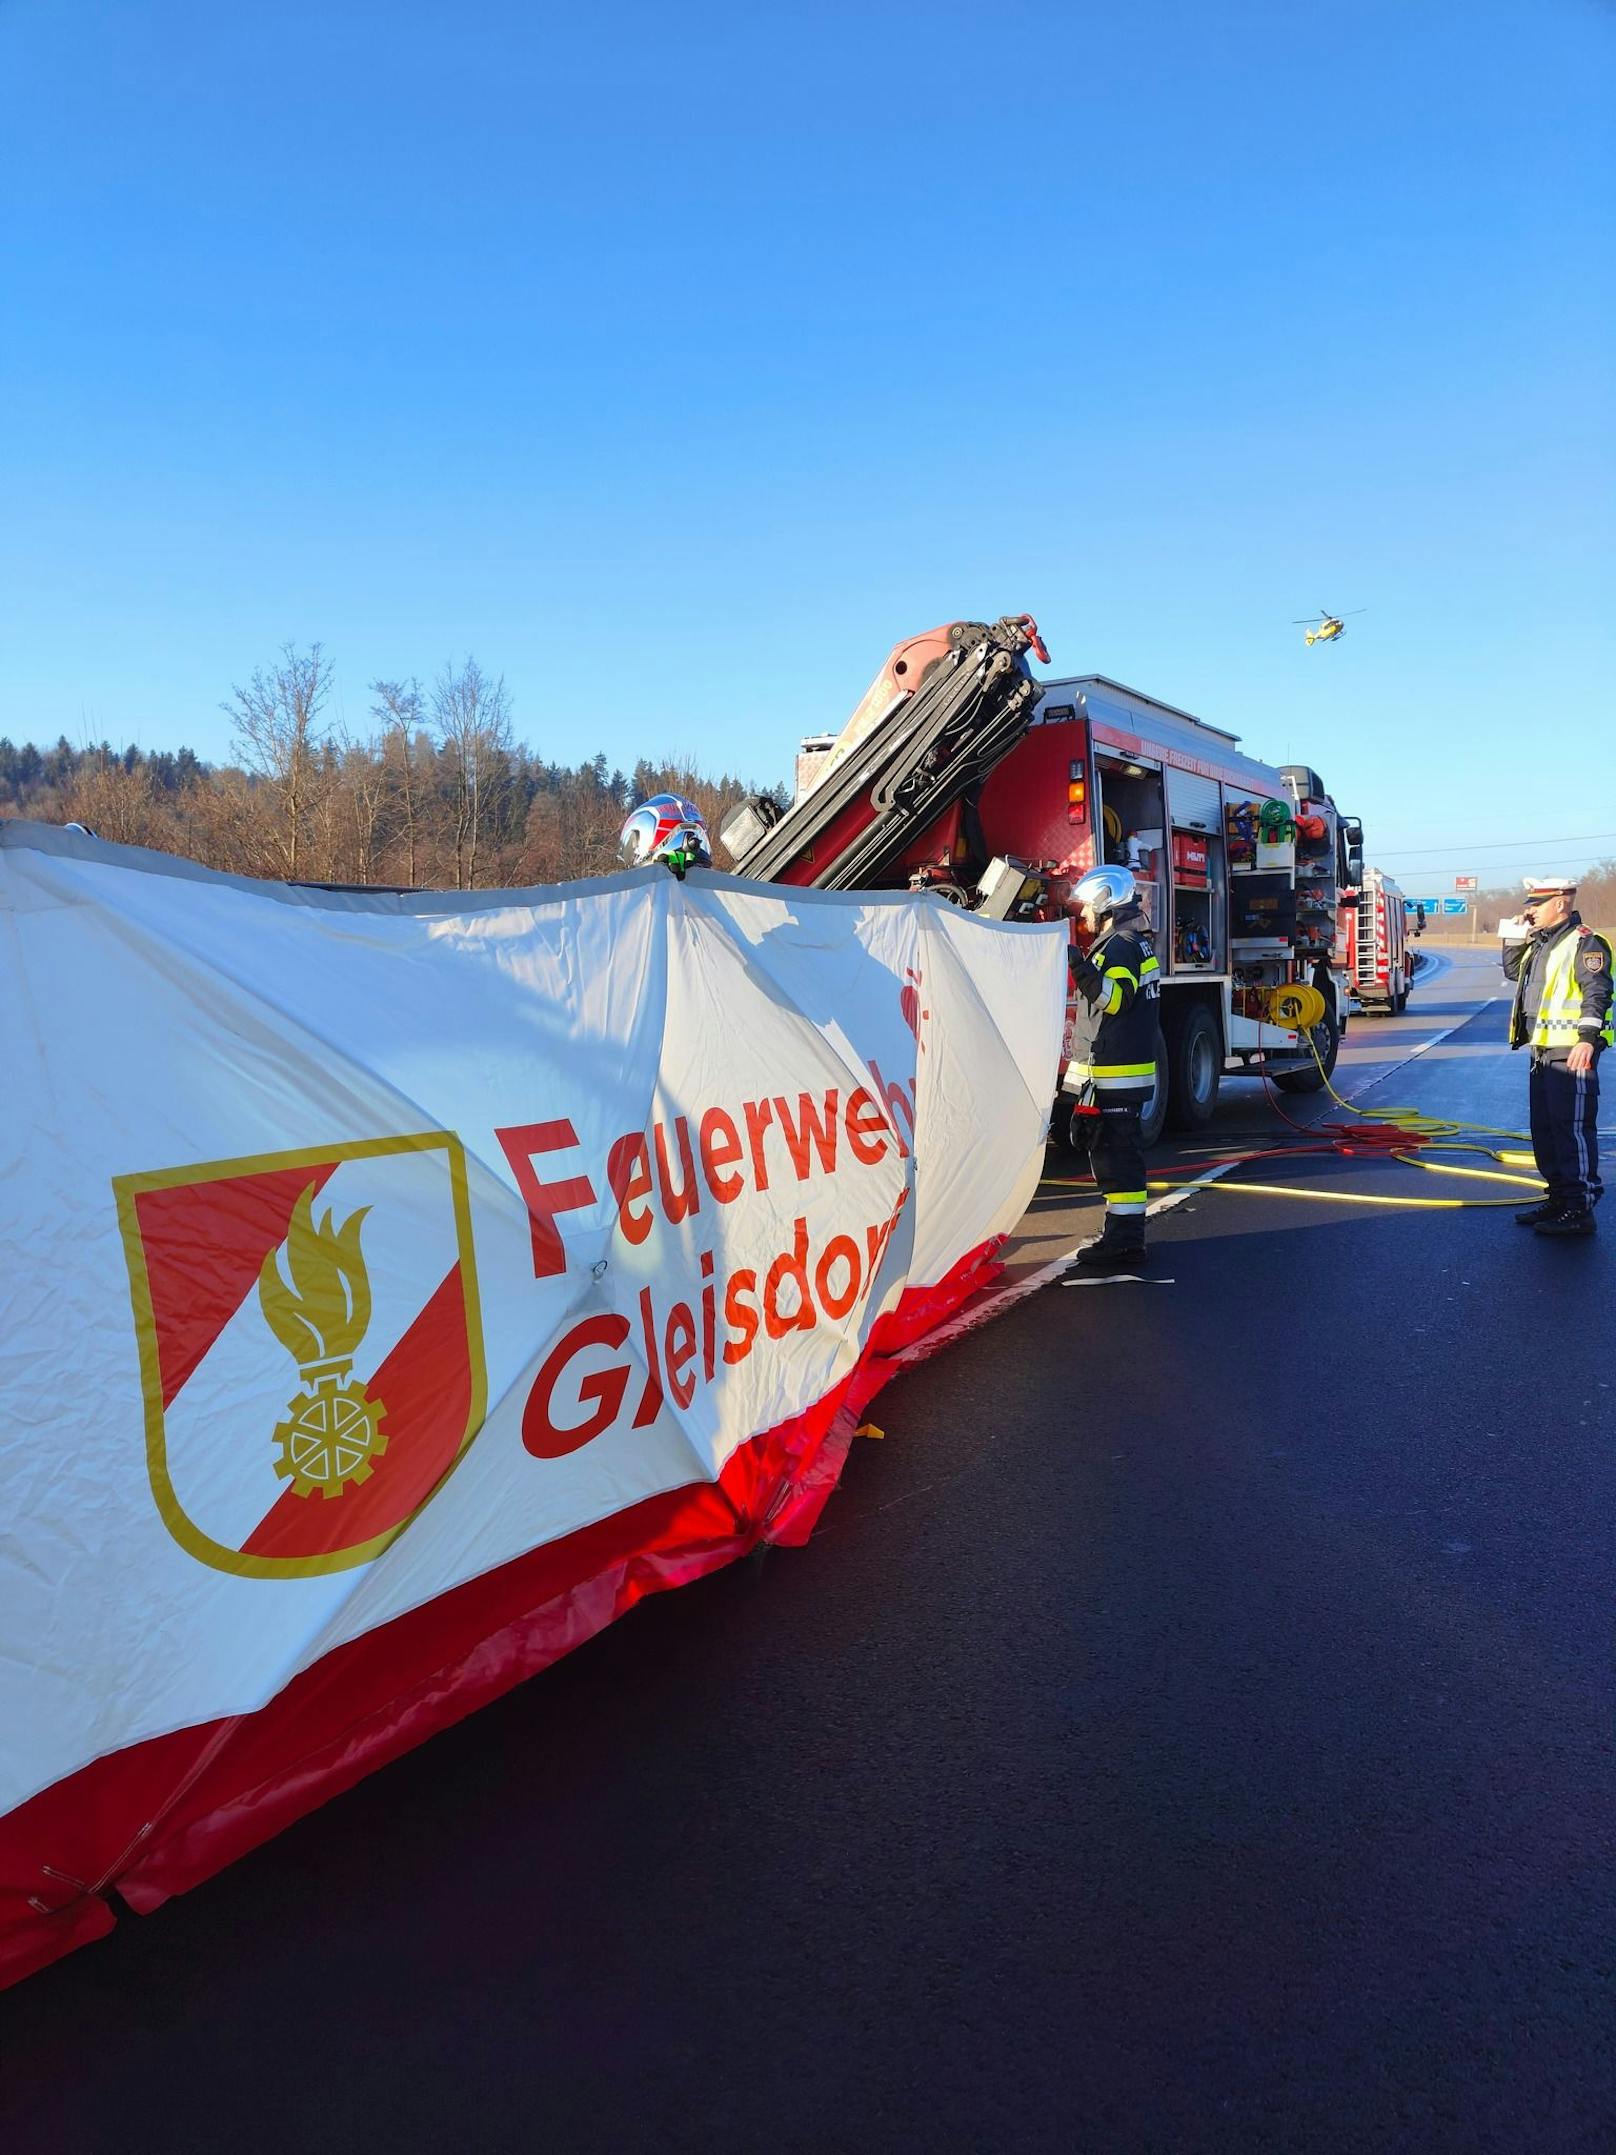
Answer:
115 1133 486 1578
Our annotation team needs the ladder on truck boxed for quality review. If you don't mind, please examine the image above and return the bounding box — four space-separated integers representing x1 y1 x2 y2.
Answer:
1355 885 1381 993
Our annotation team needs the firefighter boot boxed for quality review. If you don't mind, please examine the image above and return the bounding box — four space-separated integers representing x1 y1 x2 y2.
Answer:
1514 1199 1563 1226
1062 1213 1148 1278
1535 1206 1596 1238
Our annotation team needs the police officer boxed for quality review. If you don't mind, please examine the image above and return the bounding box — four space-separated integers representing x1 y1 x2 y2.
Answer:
1059 865 1163 1274
1505 874 1612 1237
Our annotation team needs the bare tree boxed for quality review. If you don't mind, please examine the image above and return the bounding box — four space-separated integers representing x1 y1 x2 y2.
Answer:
61 753 159 849
371 678 426 888
431 657 514 889
221 642 333 880
333 735 391 886
186 766 273 878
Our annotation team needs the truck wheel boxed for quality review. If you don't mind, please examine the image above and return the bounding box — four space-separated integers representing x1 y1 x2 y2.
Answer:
1163 1003 1221 1130
1391 972 1408 1014
1273 1001 1340 1093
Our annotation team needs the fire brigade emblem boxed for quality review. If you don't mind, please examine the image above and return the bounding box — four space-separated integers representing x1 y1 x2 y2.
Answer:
115 1132 486 1579
261 1192 386 1498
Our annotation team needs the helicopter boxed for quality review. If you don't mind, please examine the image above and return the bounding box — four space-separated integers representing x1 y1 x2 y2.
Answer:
1293 608 1366 646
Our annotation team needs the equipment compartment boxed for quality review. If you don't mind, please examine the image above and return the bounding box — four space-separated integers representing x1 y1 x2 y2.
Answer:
1230 871 1296 945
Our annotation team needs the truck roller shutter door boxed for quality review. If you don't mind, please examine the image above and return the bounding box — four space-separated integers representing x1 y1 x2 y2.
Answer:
1167 769 1221 831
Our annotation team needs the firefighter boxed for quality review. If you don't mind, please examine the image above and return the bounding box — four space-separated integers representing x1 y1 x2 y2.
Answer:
1059 865 1163 1274
1505 874 1612 1237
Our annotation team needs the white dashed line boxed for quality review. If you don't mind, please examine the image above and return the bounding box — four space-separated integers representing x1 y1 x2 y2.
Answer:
1346 995 1501 1101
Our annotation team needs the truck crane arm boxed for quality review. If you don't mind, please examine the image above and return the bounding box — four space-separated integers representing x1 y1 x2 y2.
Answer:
718 615 1047 891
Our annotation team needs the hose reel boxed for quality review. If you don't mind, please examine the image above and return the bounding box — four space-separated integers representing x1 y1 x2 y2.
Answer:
1266 983 1327 1030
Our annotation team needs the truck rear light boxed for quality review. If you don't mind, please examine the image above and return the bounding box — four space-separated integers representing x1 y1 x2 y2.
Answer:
1068 764 1086 824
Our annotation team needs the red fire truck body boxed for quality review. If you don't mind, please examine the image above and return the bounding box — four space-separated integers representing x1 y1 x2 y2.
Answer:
721 621 1364 1140
983 678 1360 1136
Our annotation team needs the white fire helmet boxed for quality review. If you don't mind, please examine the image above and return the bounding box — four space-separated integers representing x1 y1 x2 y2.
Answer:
1069 865 1137 918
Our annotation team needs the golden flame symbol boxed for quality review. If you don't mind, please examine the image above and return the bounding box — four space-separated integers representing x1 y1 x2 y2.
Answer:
259 1188 373 1371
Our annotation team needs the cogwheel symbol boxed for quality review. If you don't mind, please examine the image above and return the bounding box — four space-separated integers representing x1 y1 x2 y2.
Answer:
272 1381 389 1500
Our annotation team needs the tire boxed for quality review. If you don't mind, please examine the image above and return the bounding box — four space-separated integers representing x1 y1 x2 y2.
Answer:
1273 998 1340 1093
1138 1039 1170 1147
1392 970 1409 1014
1163 1002 1221 1131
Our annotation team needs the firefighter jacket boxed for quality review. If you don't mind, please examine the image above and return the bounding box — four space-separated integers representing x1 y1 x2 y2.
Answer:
1064 904 1163 1104
1505 913 1614 1058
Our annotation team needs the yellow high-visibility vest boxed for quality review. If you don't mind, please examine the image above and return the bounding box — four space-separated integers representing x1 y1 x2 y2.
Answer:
1533 931 1615 1050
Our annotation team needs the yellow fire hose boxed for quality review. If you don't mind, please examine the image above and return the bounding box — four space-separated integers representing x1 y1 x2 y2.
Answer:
1047 1020 1573 1211
1224 1022 1551 1206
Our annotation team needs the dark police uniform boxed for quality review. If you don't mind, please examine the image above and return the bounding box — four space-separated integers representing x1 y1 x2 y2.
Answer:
1065 902 1163 1229
1505 910 1613 1218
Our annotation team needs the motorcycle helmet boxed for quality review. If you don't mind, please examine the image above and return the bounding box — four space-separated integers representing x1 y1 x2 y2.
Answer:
618 794 712 874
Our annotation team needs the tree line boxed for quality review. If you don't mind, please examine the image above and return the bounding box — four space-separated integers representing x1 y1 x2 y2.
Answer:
5 651 1611 933
0 644 785 890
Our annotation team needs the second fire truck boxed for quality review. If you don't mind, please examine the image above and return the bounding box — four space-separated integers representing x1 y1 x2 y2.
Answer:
1341 865 1415 1015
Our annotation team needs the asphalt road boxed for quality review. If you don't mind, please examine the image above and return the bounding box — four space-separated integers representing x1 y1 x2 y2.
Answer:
4 946 1613 2154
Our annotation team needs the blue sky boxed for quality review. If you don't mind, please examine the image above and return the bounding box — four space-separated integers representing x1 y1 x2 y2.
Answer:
2 0 1611 885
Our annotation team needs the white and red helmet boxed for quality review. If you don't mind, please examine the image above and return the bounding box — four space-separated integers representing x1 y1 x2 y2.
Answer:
618 793 712 871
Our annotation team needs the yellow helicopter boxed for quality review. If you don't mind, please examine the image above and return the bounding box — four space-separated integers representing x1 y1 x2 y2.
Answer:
1294 607 1366 646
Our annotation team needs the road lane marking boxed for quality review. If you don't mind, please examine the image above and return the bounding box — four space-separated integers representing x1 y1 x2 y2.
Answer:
1058 1275 1176 1289
1345 995 1501 1101
881 1242 1183 1370
1147 1161 1240 1214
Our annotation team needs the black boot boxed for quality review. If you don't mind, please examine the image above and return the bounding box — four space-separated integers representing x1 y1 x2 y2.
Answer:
1062 1214 1147 1278
1535 1207 1596 1238
1515 1199 1562 1226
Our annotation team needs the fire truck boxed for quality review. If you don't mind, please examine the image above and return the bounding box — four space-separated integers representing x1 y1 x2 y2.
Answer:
1341 866 1414 1015
718 617 1365 1143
